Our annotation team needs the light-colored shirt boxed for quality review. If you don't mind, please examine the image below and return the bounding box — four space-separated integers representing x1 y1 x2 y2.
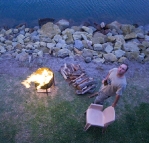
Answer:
100 68 127 97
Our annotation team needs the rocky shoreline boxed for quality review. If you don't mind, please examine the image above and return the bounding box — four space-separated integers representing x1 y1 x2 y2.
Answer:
0 19 149 64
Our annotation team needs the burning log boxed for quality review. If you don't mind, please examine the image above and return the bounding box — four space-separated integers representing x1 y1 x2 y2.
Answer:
22 67 55 95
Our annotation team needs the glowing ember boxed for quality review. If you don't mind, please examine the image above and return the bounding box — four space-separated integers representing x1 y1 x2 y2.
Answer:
22 67 54 89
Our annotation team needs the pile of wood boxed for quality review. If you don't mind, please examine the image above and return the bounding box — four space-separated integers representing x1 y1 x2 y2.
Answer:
60 63 97 95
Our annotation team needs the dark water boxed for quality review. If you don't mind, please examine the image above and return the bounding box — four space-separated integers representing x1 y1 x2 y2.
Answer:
0 0 149 27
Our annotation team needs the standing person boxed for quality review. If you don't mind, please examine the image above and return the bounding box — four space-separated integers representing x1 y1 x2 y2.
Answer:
89 64 128 107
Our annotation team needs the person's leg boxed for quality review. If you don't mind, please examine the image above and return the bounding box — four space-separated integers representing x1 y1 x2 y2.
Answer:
94 92 109 105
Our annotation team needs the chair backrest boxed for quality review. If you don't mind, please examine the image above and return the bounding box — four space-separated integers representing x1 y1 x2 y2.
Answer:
103 106 115 127
89 103 103 111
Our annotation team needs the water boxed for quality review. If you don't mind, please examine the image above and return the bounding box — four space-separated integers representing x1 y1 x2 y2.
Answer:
0 0 149 28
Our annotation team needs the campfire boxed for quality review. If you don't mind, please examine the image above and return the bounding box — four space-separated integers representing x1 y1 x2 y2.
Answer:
22 67 55 94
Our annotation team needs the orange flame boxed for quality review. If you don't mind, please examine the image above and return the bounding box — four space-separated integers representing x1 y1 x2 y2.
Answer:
22 68 53 89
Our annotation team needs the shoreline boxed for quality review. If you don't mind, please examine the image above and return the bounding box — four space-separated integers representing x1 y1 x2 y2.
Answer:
0 19 149 64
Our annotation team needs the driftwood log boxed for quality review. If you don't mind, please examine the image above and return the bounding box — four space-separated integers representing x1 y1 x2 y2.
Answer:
60 63 97 95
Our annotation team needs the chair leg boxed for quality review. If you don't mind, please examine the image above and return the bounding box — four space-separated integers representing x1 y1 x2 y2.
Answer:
102 126 108 134
84 123 91 131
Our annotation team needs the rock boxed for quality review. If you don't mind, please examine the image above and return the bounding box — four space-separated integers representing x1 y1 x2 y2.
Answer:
73 31 87 40
25 28 30 32
56 39 66 48
57 48 70 58
103 53 117 62
125 51 140 60
144 56 149 62
74 40 84 50
92 32 106 44
137 53 145 63
121 24 135 35
37 50 43 57
0 29 6 34
106 21 122 33
93 44 103 51
40 42 46 47
5 40 12 45
0 37 5 43
47 43 56 49
26 44 33 49
16 52 28 62
71 26 82 32
6 45 13 51
143 47 149 56
124 32 137 40
88 26 97 33
53 34 62 42
82 49 93 58
84 57 92 63
114 35 125 44
56 19 70 31
107 36 116 42
82 26 93 34
0 46 6 53
123 42 140 52
13 29 19 34
40 22 61 38
114 49 125 58
65 32 74 44
100 22 106 28
118 57 128 63
114 41 123 50
142 41 149 48
62 28 75 35
92 58 105 63
39 47 49 54
82 40 91 49
137 33 145 39
17 34 25 40
5 29 12 35
145 35 149 41
24 36 31 43
104 45 113 53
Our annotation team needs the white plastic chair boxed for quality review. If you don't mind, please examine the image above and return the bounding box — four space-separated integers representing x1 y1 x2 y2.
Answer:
84 104 115 131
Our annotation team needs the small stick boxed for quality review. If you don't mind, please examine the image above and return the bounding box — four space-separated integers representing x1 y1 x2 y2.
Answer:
88 92 99 98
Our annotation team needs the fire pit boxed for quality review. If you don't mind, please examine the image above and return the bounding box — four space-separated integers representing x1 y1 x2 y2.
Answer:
22 67 55 95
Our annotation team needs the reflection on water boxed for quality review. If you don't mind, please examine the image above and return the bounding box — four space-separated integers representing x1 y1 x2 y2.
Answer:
0 0 149 27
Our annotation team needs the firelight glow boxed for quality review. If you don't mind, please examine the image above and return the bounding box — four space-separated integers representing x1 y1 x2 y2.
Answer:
22 68 53 89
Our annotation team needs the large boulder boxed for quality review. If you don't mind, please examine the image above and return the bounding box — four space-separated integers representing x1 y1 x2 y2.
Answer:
121 24 135 35
106 21 122 33
103 53 117 62
114 49 125 58
123 42 140 52
92 32 106 44
40 22 61 38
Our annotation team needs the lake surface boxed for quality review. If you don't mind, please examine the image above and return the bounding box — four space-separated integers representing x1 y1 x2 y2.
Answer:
0 0 149 27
